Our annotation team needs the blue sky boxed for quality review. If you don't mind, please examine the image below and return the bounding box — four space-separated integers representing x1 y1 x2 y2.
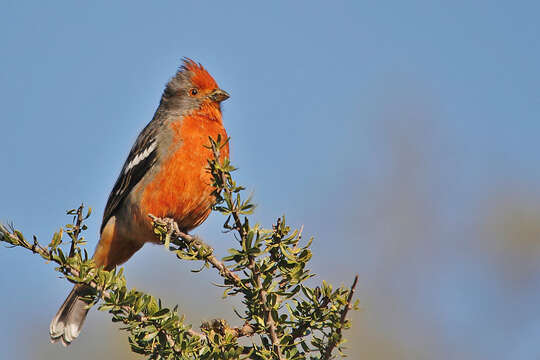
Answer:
1 1 539 359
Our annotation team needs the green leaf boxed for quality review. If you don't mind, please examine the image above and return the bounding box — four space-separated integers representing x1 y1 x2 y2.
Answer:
142 331 159 341
151 308 170 318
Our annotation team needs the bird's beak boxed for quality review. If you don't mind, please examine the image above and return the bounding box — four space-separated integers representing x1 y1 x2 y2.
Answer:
209 89 230 103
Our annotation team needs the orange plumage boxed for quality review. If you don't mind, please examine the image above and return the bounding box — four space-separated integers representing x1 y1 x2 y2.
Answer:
183 59 219 92
141 105 229 232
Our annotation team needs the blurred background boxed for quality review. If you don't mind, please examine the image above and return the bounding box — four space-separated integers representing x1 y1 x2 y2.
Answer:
1 1 539 359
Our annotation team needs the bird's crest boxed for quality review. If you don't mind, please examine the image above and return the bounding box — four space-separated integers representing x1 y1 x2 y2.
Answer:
181 58 218 91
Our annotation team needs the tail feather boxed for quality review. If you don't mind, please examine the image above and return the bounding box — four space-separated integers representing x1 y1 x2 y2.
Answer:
49 284 93 346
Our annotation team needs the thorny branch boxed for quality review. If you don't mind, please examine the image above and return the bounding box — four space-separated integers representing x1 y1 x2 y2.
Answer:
148 215 242 287
1 136 359 359
0 221 193 352
321 275 359 360
68 203 85 257
0 218 250 343
252 256 284 360
213 141 284 359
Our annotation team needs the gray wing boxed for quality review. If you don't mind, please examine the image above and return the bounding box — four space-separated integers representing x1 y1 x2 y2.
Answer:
100 118 163 233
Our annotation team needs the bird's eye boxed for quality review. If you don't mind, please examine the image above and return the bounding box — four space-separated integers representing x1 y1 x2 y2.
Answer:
189 88 199 96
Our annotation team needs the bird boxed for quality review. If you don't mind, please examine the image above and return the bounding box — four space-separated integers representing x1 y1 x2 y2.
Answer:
49 58 230 346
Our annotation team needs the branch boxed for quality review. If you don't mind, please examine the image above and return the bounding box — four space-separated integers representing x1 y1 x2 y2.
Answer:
0 223 195 350
149 215 260 340
149 215 242 288
68 204 85 257
2 135 360 359
207 137 285 359
251 256 284 360
321 275 359 360
150 213 287 358
215 147 284 359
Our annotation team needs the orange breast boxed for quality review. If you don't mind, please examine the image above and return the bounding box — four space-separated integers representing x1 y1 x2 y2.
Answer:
140 109 229 232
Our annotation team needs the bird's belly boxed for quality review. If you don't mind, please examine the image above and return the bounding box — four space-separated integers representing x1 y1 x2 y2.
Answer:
138 159 215 235
137 113 229 240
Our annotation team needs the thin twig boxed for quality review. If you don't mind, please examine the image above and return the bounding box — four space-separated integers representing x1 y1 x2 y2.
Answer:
254 259 284 360
213 153 284 359
321 275 359 360
69 204 84 257
244 222 282 359
211 144 284 359
148 214 243 287
147 215 259 340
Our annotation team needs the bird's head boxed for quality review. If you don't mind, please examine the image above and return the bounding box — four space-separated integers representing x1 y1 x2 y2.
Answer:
162 58 229 117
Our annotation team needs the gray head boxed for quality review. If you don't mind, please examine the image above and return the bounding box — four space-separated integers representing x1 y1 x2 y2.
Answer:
160 58 229 114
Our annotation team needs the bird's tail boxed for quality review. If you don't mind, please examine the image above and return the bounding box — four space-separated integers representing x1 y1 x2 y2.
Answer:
49 284 94 346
